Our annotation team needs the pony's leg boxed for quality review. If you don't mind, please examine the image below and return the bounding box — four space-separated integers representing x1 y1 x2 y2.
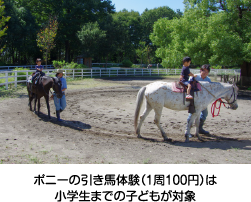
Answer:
153 107 170 141
194 115 203 141
45 96 51 120
136 102 152 138
37 98 41 116
28 91 33 111
34 95 37 113
185 113 197 142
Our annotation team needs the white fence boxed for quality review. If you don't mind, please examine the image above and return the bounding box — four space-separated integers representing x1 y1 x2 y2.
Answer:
0 68 241 90
0 65 54 71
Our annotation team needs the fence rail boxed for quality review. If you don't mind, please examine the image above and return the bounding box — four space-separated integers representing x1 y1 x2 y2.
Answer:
0 65 54 71
0 68 241 90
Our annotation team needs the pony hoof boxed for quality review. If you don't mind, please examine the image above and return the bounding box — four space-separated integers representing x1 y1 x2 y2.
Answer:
137 134 142 138
164 138 172 142
185 134 190 142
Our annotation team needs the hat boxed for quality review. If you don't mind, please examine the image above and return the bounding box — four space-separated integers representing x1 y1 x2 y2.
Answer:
55 69 65 74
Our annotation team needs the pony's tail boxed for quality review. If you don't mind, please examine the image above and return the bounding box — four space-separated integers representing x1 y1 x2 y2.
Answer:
134 86 146 134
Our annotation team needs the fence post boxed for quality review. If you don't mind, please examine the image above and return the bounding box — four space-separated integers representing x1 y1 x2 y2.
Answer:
81 69 83 78
126 69 127 76
26 72 29 81
150 69 151 76
158 69 160 76
117 69 118 76
15 71 17 88
73 69 75 79
65 70 67 78
5 72 8 90
100 69 101 77
91 69 93 78
109 69 110 77
134 69 136 76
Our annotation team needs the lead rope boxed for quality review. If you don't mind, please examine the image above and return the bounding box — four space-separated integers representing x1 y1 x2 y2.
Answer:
197 81 227 118
211 98 226 117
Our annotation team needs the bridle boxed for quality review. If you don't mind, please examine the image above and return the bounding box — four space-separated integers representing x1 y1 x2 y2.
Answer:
219 85 237 107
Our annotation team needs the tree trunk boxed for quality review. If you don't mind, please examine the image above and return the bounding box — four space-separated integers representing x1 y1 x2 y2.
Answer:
240 61 251 86
46 51 48 69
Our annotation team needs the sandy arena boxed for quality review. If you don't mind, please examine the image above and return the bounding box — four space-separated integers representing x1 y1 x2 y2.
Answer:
0 77 251 164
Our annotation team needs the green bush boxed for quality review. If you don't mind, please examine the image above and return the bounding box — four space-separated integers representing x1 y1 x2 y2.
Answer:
52 61 88 69
121 59 133 67
52 60 67 69
211 65 222 69
132 64 141 68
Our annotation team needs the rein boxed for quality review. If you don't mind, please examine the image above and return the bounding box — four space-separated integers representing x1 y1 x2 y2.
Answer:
198 81 236 117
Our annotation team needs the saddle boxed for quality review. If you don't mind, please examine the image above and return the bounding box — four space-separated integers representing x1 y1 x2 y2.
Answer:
172 80 201 114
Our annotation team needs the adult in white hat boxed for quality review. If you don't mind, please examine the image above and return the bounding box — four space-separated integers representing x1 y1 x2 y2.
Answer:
52 69 67 121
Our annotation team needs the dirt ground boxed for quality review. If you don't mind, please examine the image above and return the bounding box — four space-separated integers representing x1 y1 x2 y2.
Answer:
0 77 251 164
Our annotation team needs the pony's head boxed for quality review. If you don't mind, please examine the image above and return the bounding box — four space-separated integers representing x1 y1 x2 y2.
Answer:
225 83 238 110
52 77 63 98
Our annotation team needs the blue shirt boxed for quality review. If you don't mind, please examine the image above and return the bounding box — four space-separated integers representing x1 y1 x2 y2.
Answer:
189 74 211 82
181 66 190 82
60 77 67 90
36 65 43 72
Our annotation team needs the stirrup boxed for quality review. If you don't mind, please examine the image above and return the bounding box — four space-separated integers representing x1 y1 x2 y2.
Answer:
186 94 193 100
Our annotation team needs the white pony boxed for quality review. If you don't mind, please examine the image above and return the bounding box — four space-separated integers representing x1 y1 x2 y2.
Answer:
134 81 238 142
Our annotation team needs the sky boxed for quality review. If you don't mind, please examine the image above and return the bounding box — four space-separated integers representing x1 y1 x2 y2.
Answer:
110 0 185 14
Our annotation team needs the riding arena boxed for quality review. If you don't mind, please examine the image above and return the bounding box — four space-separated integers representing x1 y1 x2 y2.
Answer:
0 74 251 164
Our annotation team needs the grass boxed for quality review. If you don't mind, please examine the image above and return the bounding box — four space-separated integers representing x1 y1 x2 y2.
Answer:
0 84 27 100
65 77 126 90
0 77 126 100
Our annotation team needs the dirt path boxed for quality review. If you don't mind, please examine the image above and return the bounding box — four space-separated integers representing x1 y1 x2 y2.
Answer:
0 77 251 164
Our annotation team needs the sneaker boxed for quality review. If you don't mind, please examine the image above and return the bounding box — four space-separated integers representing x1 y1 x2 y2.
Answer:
186 94 193 99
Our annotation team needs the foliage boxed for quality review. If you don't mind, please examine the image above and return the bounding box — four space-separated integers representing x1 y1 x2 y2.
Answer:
77 22 106 58
37 17 58 68
121 59 133 67
3 0 38 64
52 60 67 69
52 60 87 69
211 65 222 69
65 62 88 69
0 0 10 53
151 0 251 70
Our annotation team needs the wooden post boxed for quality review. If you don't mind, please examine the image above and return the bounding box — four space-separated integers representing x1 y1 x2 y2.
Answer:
15 72 17 88
5 72 8 90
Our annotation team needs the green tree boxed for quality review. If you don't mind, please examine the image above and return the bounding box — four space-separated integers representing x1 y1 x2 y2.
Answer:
141 6 178 44
21 0 115 63
3 0 38 64
0 0 10 53
37 17 58 68
77 21 106 58
151 0 251 78
112 9 142 63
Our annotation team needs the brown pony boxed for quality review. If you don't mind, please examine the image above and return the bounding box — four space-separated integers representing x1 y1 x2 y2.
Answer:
27 75 63 119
